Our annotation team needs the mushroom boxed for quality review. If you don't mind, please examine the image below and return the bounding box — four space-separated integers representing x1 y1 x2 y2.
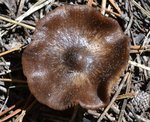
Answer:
22 5 130 110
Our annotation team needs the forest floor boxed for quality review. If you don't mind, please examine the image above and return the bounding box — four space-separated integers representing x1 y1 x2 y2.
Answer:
0 0 150 122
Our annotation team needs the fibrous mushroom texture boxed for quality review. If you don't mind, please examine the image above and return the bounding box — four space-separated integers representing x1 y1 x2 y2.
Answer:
22 5 130 110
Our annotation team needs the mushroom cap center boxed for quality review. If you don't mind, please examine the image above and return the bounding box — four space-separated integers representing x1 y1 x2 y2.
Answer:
63 47 92 71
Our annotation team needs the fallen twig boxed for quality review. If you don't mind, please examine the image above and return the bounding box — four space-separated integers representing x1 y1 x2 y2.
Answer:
129 60 150 71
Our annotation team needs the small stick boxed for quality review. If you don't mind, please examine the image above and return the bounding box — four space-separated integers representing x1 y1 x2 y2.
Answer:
106 113 115 121
131 0 150 18
88 110 100 117
0 105 16 117
97 72 130 122
15 100 37 122
0 100 23 117
101 0 107 15
129 60 150 71
0 78 26 83
16 0 54 22
15 110 26 122
130 50 150 54
105 8 121 17
0 16 35 30
116 92 135 100
130 45 150 50
136 114 150 122
0 0 53 37
17 0 26 16
124 11 134 34
0 46 21 57
118 73 131 122
108 0 123 15
0 109 22 122
0 45 27 57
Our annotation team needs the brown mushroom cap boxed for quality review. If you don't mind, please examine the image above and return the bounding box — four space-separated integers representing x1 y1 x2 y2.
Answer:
22 5 130 110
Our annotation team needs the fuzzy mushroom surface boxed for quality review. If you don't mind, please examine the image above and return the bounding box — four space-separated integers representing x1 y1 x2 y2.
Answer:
22 5 130 110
